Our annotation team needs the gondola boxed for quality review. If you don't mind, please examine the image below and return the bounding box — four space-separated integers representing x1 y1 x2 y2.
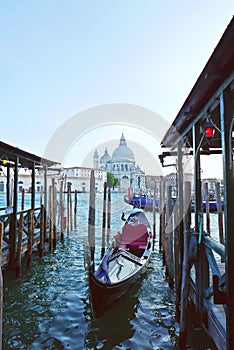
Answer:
89 208 153 318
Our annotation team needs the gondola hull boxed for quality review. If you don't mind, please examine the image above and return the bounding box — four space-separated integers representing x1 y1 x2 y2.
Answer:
88 209 153 318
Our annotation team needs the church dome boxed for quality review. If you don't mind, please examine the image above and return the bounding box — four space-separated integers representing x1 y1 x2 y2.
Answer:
100 147 111 164
112 133 135 162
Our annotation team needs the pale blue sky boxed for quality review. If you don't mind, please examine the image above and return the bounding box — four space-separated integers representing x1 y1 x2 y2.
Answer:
1 1 233 177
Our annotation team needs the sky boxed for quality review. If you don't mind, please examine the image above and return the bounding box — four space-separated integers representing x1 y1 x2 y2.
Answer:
1 1 233 179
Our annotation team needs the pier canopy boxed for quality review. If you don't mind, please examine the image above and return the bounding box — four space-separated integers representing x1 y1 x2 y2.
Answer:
0 140 57 169
159 16 234 350
160 17 234 153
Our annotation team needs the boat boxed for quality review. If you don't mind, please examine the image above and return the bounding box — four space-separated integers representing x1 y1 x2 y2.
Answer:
124 194 160 211
89 208 153 318
191 199 224 212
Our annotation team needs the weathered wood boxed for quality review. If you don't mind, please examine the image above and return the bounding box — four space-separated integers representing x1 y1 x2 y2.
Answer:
166 185 174 287
204 182 210 234
88 170 95 271
15 213 23 278
152 181 156 250
215 181 224 250
159 176 165 253
107 185 111 245
0 266 2 349
101 182 107 259
52 178 57 249
48 185 52 250
59 180 64 241
220 87 234 350
0 222 3 259
66 182 71 236
21 188 25 211
39 204 45 257
179 181 191 348
27 210 33 267
74 190 77 230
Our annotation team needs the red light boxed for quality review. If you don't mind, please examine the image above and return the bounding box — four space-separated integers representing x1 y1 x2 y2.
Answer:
205 127 214 138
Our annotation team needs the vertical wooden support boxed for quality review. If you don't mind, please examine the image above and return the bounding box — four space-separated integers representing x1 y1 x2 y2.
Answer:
6 165 10 207
107 184 111 245
179 181 191 348
31 162 35 210
27 209 33 267
74 190 77 230
39 204 45 257
48 185 52 250
159 176 165 253
88 170 95 271
204 182 210 234
21 188 25 211
166 185 174 287
220 87 234 350
175 141 184 320
0 221 3 259
215 181 224 246
101 182 107 259
67 182 70 236
0 265 2 350
69 184 73 232
15 213 23 278
52 178 57 249
152 181 156 250
193 123 209 318
9 156 19 268
59 180 64 241
43 166 48 239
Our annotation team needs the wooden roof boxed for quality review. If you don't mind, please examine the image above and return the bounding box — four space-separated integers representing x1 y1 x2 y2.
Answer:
0 140 58 168
161 16 234 149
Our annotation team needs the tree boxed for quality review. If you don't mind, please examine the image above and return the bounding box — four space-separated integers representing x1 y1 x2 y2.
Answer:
107 172 117 189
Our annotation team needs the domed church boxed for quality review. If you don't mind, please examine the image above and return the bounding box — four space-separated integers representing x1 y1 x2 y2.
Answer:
93 133 145 192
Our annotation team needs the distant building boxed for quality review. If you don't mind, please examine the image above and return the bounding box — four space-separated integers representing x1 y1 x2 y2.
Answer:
94 133 146 192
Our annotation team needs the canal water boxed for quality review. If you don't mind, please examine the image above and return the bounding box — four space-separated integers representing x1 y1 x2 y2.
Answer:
2 193 217 349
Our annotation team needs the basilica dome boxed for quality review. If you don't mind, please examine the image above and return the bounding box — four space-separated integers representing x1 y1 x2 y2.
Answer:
112 133 135 162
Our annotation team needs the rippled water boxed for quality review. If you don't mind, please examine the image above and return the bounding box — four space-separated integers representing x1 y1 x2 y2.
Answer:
2 193 218 349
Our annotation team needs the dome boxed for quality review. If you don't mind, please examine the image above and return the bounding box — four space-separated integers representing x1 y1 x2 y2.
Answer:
100 147 111 164
112 133 135 162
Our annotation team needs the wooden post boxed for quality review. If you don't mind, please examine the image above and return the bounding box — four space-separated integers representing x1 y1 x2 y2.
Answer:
0 221 3 260
220 88 234 350
74 190 77 230
48 185 52 251
39 204 45 257
59 180 64 241
88 170 96 271
21 188 25 211
159 176 165 253
9 156 19 268
67 182 70 236
152 181 156 250
52 178 57 249
101 182 107 259
27 209 33 267
107 184 111 244
15 213 23 278
204 182 210 234
69 185 73 233
0 265 3 350
179 181 191 349
166 185 174 288
215 181 224 247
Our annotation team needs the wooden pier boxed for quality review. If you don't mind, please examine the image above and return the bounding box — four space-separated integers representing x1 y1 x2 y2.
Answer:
159 17 234 350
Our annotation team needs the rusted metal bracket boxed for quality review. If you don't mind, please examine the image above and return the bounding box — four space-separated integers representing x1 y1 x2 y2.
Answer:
213 275 226 304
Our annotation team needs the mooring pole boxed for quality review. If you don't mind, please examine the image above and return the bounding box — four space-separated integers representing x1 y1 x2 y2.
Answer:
101 182 107 259
107 184 111 245
179 181 191 349
152 181 156 250
88 170 96 271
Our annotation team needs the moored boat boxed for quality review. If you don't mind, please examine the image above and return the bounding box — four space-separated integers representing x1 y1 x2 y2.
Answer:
89 208 153 318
